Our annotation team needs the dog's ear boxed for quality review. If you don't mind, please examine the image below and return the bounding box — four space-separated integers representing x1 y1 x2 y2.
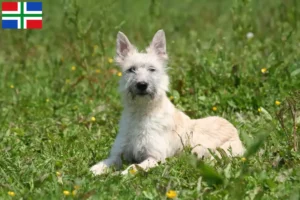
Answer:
148 30 168 60
115 31 134 63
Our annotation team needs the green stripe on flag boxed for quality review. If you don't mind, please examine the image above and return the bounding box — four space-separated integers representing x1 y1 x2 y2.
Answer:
21 2 23 29
2 14 42 17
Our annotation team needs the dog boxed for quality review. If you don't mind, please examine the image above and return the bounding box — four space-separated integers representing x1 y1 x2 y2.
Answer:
90 30 245 175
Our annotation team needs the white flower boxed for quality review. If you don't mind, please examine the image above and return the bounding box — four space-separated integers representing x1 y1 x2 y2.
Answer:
246 32 254 39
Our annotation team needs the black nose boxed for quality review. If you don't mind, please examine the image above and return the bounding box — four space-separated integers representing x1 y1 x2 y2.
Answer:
136 82 148 91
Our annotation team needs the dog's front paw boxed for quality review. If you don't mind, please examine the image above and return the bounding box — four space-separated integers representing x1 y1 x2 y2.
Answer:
90 162 109 176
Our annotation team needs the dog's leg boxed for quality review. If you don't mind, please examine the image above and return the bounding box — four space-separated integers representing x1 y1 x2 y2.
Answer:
90 133 125 175
121 157 158 175
90 156 121 175
220 139 245 156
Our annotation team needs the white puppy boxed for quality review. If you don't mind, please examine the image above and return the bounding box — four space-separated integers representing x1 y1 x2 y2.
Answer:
90 30 245 175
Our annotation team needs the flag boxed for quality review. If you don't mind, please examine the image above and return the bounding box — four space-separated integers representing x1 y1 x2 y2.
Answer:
2 2 42 29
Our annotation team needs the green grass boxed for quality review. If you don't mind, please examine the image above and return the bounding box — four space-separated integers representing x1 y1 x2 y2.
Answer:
1 0 300 199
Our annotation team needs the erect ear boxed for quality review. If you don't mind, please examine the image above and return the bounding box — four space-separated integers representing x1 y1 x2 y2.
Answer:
147 29 168 60
115 31 134 63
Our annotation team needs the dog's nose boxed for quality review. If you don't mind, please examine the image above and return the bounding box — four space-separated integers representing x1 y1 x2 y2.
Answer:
136 82 148 91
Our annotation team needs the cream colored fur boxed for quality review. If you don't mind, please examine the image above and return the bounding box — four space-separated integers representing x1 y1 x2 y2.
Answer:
90 30 245 175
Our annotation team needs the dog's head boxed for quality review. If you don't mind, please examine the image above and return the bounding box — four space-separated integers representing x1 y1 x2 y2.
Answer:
115 30 169 101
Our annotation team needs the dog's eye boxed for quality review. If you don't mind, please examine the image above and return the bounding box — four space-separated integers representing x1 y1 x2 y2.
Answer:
128 66 136 73
149 68 156 72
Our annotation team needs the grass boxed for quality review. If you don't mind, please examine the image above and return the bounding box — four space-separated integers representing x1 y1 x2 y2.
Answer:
0 0 300 199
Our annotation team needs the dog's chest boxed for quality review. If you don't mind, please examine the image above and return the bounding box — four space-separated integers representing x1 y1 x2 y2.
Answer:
122 113 172 163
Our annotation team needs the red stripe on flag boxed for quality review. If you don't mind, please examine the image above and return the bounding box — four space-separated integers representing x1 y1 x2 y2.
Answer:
2 2 18 11
27 20 42 29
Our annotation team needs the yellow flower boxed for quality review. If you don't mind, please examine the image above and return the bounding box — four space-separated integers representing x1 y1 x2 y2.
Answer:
90 117 96 122
258 108 261 112
63 190 70 196
170 96 174 100
117 72 122 77
108 58 114 64
56 171 62 176
241 157 246 162
129 168 137 175
10 85 14 89
8 191 15 197
166 190 177 199
95 69 101 74
275 100 281 106
46 98 49 103
71 66 76 71
72 190 77 196
212 106 217 111
261 68 267 73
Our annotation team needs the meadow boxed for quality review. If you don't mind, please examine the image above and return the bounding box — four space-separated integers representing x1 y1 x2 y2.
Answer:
0 0 300 199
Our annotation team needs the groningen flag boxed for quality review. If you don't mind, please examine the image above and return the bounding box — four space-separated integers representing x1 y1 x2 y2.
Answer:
2 2 42 29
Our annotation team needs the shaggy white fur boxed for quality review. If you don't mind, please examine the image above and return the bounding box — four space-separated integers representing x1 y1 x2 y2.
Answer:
90 30 245 175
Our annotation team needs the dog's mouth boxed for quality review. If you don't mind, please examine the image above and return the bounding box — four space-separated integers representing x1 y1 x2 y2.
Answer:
136 91 149 96
128 89 156 100
127 86 157 100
